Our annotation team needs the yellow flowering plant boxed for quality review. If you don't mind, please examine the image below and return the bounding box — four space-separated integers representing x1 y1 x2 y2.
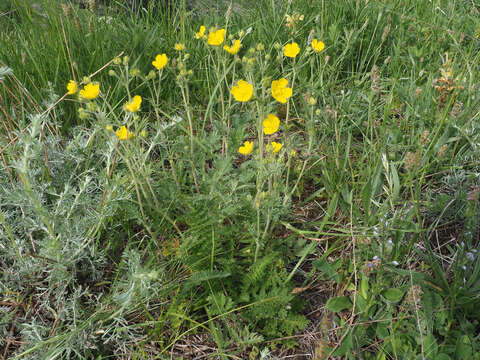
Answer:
262 114 280 135
283 42 300 58
174 43 185 51
312 39 325 53
238 140 254 155
195 25 206 39
207 29 226 46
224 39 241 55
152 54 168 70
267 141 283 153
116 125 133 140
271 78 292 103
125 95 142 113
231 80 253 102
67 80 78 95
311 39 325 53
79 83 100 100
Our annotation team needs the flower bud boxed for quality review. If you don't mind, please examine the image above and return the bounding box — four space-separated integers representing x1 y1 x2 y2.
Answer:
146 70 156 80
130 68 140 77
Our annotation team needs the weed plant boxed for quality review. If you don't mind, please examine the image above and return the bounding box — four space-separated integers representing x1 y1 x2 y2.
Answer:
1 0 480 358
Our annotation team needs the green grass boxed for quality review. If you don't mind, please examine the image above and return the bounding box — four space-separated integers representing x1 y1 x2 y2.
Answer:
1 0 480 358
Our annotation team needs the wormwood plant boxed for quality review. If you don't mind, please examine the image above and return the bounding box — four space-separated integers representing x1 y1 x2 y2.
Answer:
0 69 182 357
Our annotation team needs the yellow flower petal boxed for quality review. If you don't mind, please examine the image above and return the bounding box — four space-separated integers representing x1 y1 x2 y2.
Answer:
195 25 206 39
268 141 283 153
152 53 168 70
125 95 142 113
66 80 78 95
79 83 100 100
271 78 292 104
208 29 226 46
223 39 241 55
116 125 133 140
312 39 325 53
174 43 185 51
262 114 280 135
238 140 254 155
231 80 253 102
283 42 300 58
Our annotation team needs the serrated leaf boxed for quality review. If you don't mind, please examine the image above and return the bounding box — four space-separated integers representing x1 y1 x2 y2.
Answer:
325 296 352 312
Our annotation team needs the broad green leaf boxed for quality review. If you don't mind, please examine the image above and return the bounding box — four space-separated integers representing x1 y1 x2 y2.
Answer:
326 296 352 312
382 288 404 303
455 335 473 359
359 275 369 300
312 259 340 282
435 354 451 360
376 322 389 339
423 332 438 358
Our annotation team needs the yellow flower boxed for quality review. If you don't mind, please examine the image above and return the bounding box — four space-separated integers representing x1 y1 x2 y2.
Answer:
116 125 133 140
238 140 254 155
268 141 283 153
208 29 226 46
174 43 185 51
195 25 206 39
124 95 142 113
283 42 300 58
271 78 292 103
224 39 241 55
231 80 253 102
262 114 280 135
311 39 325 53
105 125 113 131
66 80 78 95
79 83 100 100
152 53 168 70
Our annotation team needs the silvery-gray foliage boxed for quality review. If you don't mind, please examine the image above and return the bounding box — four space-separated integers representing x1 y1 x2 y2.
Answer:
0 115 165 358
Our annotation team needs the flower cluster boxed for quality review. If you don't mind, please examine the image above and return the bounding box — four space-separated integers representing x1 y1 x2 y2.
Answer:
65 23 325 157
